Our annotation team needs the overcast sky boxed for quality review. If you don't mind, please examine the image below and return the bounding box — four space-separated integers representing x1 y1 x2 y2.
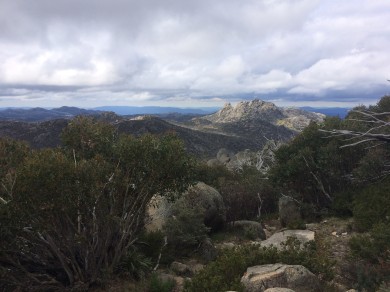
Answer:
0 0 389 108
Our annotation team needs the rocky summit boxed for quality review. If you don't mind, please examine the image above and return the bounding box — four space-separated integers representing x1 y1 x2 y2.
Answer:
195 99 325 132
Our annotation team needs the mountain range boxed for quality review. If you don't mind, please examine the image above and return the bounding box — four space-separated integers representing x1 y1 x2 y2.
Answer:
0 99 331 158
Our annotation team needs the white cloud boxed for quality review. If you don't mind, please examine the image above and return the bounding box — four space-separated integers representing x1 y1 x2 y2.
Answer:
0 0 389 107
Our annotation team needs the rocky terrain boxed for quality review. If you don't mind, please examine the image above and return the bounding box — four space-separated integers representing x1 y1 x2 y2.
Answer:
190 99 325 133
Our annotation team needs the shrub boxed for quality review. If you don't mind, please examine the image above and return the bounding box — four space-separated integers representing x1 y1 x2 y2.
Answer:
185 237 334 292
349 222 390 291
149 273 175 292
353 178 390 231
164 203 210 251
0 118 195 290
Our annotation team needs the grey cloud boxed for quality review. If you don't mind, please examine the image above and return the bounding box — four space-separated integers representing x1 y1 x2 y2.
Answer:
0 0 389 107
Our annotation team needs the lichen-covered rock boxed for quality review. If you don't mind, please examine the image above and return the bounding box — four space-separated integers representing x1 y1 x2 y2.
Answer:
241 264 321 292
259 230 315 250
217 148 235 163
171 261 191 276
173 182 226 231
145 195 173 232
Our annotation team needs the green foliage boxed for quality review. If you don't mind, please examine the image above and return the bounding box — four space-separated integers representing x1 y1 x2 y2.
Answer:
185 237 334 292
353 178 390 231
348 222 390 291
269 117 366 214
350 222 390 264
1 118 195 290
116 246 153 280
149 273 175 292
61 115 117 159
195 163 277 222
164 203 210 250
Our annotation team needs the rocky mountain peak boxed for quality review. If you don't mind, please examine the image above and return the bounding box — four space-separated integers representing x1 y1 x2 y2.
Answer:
195 98 325 132
202 99 284 124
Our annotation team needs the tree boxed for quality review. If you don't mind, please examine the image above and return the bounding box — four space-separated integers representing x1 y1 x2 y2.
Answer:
1 117 195 290
320 95 390 147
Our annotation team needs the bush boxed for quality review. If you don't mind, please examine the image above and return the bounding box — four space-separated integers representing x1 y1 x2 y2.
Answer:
164 203 210 252
353 178 390 231
0 118 195 290
184 237 334 292
349 222 390 291
149 273 175 292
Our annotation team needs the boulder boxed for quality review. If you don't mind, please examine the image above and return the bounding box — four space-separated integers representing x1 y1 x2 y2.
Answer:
207 158 223 167
217 148 235 164
278 197 301 227
173 182 226 231
259 230 315 250
145 195 173 232
229 220 266 240
171 261 191 276
241 264 321 292
200 237 218 262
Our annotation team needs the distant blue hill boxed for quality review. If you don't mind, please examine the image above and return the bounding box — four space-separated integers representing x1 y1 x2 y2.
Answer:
93 106 219 115
299 107 350 118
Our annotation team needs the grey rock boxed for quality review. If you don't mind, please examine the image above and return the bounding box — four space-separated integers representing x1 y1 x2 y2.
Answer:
217 148 235 163
259 230 315 250
200 237 218 262
230 220 266 240
173 182 226 231
278 197 301 228
145 195 173 232
207 158 223 167
171 261 191 276
241 264 321 292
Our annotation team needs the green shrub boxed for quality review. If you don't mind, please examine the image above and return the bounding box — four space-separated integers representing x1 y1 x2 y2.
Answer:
353 178 390 231
349 222 390 291
185 237 334 292
164 204 210 251
149 273 175 292
115 246 152 280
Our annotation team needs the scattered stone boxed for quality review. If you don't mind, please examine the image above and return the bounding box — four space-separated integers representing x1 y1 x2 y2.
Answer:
331 231 338 237
278 197 301 228
341 232 348 236
229 220 266 240
259 230 314 250
241 264 321 292
171 261 191 276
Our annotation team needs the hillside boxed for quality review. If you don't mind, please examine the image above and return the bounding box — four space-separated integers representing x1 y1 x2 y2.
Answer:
0 99 326 158
0 106 103 122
